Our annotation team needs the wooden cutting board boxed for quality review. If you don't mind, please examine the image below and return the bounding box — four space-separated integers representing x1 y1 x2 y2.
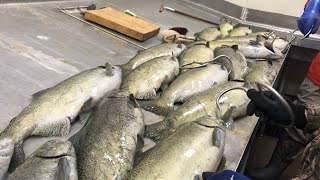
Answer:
84 7 160 41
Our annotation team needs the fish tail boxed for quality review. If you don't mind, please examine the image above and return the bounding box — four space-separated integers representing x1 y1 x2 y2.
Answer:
138 99 174 116
8 142 25 173
118 64 131 78
145 121 169 142
0 138 14 179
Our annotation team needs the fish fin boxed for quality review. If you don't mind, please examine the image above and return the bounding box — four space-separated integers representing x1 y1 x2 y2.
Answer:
104 62 115 76
212 81 217 87
118 64 131 78
32 118 71 137
56 156 78 180
138 99 173 116
220 105 236 131
136 134 145 152
160 84 168 92
68 129 85 156
8 142 25 173
217 156 227 171
0 139 14 179
31 88 50 100
80 97 93 113
206 41 210 48
129 94 140 108
171 53 178 62
136 89 157 100
110 90 130 98
56 158 71 180
194 32 200 38
220 64 227 71
220 105 236 120
267 59 273 65
212 128 223 148
145 121 168 142
231 45 238 51
78 109 93 124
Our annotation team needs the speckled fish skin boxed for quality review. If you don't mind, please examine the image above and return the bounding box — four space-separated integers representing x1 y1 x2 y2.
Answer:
128 117 225 180
0 63 122 172
139 64 228 116
184 40 207 48
195 27 222 41
208 40 284 60
7 139 77 180
0 139 14 180
207 40 241 51
119 43 186 75
145 81 249 141
244 60 277 89
75 95 144 180
219 22 233 38
238 43 284 59
214 46 248 80
179 44 214 69
119 55 179 99
229 27 252 37
215 32 269 43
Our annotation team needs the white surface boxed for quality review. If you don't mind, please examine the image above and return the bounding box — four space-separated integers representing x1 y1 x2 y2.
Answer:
226 0 305 17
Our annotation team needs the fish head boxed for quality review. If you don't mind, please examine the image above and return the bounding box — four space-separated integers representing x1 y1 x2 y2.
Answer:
111 65 122 77
35 140 74 158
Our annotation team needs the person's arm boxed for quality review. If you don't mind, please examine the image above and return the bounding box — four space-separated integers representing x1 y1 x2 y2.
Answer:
298 0 320 36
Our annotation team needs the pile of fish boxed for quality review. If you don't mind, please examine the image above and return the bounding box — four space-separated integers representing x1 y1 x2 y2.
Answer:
0 22 284 180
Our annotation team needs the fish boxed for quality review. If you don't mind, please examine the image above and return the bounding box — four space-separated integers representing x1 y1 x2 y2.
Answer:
7 139 77 180
0 62 122 172
207 40 241 51
264 38 289 52
229 27 252 37
194 27 221 41
215 32 270 43
128 116 225 180
214 45 248 80
145 81 249 141
184 40 208 48
70 95 144 180
119 43 186 76
244 60 277 89
139 64 229 115
219 22 233 37
208 37 284 59
119 55 179 99
238 42 284 59
179 44 214 70
0 139 14 180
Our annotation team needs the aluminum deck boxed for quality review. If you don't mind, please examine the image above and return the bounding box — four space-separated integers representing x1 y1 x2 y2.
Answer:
0 0 308 172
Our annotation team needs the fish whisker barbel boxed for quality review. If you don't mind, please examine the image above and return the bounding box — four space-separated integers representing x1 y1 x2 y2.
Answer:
179 55 232 69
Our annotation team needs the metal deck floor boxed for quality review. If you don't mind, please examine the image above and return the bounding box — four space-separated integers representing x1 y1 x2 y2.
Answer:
1 0 259 171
